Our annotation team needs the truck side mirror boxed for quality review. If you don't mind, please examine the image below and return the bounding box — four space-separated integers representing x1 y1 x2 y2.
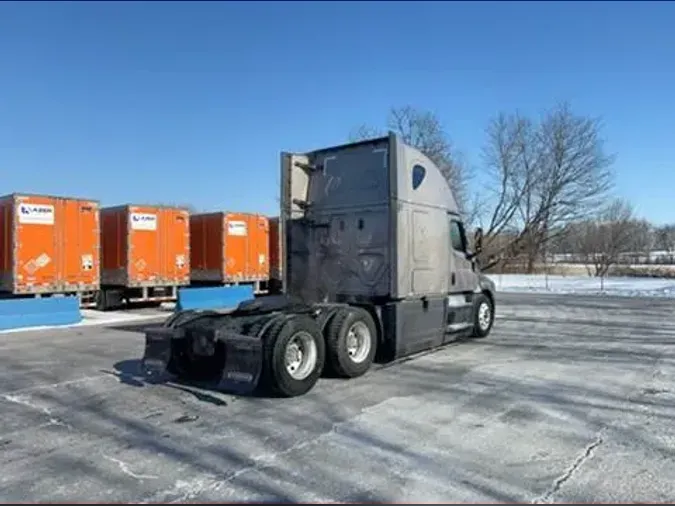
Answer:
474 228 483 254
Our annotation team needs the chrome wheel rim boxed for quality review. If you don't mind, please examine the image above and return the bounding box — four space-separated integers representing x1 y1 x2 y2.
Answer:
478 301 491 331
346 321 372 363
284 331 318 380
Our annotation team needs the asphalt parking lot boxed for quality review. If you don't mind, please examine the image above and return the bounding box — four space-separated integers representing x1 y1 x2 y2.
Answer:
1 292 674 503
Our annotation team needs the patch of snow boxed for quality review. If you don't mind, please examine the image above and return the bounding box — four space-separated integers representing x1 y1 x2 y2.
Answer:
488 274 675 298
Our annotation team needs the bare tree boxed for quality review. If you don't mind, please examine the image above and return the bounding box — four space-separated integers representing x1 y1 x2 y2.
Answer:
478 112 539 269
574 198 646 279
654 224 675 253
477 102 615 272
350 106 472 217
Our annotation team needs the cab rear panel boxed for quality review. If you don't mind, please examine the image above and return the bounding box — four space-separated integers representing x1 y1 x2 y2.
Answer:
281 134 457 302
281 138 393 302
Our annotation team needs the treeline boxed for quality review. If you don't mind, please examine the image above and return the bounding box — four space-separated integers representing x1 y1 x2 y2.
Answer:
487 217 675 278
547 218 675 273
350 103 671 278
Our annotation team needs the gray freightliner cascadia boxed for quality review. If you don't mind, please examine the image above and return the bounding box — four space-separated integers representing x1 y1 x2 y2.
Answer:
141 132 496 398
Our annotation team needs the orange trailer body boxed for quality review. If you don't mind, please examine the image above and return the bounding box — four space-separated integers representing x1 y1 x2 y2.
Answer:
190 212 269 283
0 193 100 295
100 205 190 288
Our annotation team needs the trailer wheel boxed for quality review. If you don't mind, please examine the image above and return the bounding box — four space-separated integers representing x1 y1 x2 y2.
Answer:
325 307 377 378
96 289 125 311
95 291 106 311
262 315 325 397
471 293 494 338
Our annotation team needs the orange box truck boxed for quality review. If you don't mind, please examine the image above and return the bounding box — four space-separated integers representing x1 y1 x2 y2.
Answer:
190 212 269 292
0 193 100 303
98 204 190 310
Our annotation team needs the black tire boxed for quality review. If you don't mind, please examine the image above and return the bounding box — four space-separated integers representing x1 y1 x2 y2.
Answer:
97 289 125 311
261 315 325 397
471 293 494 338
95 290 106 311
325 307 377 378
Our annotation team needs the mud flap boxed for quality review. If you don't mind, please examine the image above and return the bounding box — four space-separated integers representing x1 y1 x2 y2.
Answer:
141 327 185 381
216 331 264 395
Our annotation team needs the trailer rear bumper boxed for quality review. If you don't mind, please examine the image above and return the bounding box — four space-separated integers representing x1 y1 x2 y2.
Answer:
141 323 264 395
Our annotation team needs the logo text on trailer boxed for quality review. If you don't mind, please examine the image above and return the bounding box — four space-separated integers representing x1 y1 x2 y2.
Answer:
227 220 248 236
18 203 55 225
130 213 157 231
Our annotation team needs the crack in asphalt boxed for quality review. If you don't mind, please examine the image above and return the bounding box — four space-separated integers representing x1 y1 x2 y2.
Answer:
532 432 605 504
531 350 670 504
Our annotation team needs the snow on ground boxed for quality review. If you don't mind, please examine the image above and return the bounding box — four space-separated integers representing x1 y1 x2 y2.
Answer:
489 273 675 298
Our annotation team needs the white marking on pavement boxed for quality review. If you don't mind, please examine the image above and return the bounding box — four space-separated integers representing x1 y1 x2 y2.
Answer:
2 393 72 429
103 455 158 481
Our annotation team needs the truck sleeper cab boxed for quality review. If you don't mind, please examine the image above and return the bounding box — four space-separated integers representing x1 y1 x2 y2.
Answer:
141 132 496 397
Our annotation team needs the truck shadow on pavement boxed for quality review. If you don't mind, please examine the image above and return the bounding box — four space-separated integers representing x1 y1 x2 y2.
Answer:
108 354 367 402
106 321 240 404
108 359 230 406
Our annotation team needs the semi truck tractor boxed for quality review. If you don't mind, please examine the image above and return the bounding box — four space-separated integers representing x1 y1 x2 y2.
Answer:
141 132 496 397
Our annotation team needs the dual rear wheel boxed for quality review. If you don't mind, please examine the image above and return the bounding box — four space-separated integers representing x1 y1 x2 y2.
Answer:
261 307 378 397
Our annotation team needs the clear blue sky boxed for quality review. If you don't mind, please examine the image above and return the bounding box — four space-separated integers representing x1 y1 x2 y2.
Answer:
1 1 674 224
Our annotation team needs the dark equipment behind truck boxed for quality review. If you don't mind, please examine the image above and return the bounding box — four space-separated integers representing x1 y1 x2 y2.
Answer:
141 132 496 397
